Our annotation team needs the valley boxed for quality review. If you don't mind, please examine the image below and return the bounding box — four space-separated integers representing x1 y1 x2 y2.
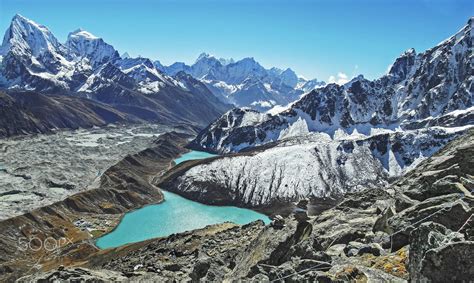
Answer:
0 8 471 282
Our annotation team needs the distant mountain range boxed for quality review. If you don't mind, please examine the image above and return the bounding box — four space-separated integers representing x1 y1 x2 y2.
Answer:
0 14 323 125
154 53 324 110
0 14 231 134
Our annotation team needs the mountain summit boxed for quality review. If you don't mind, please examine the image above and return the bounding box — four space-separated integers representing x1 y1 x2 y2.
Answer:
66 28 120 68
1 14 64 57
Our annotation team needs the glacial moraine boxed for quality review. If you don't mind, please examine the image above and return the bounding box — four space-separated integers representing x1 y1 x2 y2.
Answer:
0 124 171 220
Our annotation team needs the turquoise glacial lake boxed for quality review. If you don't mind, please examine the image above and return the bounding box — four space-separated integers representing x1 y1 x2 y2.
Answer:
96 150 270 249
173 150 217 165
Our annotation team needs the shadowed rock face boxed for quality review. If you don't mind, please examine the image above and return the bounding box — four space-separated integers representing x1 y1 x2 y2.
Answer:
0 90 133 138
15 129 474 282
0 87 230 139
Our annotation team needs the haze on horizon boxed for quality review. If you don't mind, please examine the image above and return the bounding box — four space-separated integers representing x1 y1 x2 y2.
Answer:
0 0 472 82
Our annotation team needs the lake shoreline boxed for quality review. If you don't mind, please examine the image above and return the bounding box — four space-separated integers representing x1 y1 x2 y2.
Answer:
95 151 270 249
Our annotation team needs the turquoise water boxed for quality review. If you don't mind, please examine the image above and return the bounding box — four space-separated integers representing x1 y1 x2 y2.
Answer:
174 150 217 165
96 151 270 249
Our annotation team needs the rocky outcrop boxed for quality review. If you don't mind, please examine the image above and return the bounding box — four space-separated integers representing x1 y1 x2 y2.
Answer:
408 222 473 282
16 267 127 282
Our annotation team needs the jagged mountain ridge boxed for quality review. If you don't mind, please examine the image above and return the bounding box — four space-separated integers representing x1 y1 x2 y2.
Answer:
155 53 324 110
0 14 322 114
192 17 474 153
0 14 231 130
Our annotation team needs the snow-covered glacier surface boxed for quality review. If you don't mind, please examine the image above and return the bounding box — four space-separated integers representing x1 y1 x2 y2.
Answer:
168 127 467 206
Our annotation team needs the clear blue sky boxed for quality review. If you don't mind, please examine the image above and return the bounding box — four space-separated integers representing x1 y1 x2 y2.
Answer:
0 0 472 81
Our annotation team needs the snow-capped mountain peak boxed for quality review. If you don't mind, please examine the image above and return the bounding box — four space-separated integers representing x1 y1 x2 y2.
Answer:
195 52 214 62
218 57 235 65
115 56 165 83
1 14 63 57
68 28 99 40
192 53 223 79
279 68 298 88
65 27 119 68
191 17 473 153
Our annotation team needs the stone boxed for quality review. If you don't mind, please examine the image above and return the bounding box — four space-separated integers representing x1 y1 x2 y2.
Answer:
408 221 467 282
293 208 310 222
343 241 365 256
190 260 210 282
326 244 346 257
163 263 182 272
365 231 391 249
421 241 474 282
357 243 384 256
270 215 285 229
373 206 396 233
296 198 309 210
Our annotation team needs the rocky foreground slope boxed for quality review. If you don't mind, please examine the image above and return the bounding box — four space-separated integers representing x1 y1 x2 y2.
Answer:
17 129 474 282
